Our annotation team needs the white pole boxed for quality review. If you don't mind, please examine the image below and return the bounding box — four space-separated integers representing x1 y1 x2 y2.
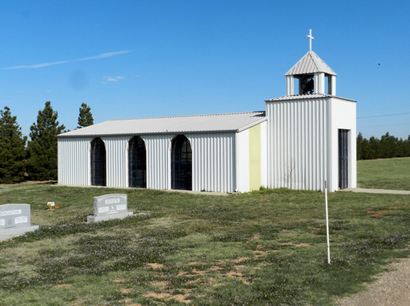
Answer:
325 180 331 264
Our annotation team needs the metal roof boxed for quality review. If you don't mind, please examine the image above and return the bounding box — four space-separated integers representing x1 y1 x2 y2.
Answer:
265 94 356 103
286 51 336 76
59 111 266 137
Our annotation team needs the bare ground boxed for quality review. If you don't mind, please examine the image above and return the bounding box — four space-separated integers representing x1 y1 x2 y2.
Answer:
336 257 410 306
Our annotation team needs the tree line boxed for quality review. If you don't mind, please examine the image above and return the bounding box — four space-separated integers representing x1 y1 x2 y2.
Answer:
0 102 93 183
357 132 410 160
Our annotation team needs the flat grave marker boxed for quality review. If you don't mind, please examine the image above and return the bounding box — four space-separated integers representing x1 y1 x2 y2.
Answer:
87 194 133 223
0 204 39 241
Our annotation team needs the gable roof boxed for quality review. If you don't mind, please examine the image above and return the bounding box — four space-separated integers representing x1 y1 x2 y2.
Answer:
286 51 336 76
59 111 266 138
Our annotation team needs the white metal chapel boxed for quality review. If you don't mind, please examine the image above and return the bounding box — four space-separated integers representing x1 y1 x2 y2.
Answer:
58 30 356 192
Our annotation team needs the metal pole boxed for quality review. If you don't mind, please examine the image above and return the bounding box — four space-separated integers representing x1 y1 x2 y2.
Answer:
325 180 331 264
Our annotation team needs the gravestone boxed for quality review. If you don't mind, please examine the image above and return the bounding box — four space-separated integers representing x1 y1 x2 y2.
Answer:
87 194 133 223
0 204 39 241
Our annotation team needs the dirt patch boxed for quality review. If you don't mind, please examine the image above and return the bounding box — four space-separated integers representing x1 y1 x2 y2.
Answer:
113 278 127 284
191 268 205 276
120 288 133 295
150 281 169 289
253 250 267 257
210 265 222 272
145 263 165 270
144 291 191 304
367 208 389 219
177 271 190 276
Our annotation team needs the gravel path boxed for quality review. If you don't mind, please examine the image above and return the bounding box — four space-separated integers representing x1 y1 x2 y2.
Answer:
336 257 410 306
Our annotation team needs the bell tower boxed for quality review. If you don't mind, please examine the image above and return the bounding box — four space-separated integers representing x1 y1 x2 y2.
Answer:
285 29 337 96
265 29 357 192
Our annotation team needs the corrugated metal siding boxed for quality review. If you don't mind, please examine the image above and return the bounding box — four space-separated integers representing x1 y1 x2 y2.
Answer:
103 136 129 188
58 133 236 193
143 135 172 190
187 133 235 193
267 98 328 191
58 137 91 186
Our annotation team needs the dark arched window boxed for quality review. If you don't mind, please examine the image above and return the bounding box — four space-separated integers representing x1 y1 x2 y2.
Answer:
171 135 192 190
128 136 146 188
91 138 106 186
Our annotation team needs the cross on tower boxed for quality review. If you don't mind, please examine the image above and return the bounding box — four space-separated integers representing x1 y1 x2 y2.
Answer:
307 29 314 51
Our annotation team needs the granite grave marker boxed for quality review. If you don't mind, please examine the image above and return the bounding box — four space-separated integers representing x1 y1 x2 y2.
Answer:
0 204 39 241
87 194 133 223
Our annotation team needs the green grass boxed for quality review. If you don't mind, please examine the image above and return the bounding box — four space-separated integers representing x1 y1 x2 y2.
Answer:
0 184 410 305
358 157 410 190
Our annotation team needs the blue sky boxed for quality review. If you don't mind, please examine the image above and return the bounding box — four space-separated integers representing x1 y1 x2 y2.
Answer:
0 0 409 138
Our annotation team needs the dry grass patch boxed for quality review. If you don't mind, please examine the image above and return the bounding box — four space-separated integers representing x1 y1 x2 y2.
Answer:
113 278 127 284
144 263 165 270
191 268 205 276
144 291 191 304
232 256 250 264
120 288 133 295
253 250 267 257
150 280 169 289
367 208 390 219
123 300 142 306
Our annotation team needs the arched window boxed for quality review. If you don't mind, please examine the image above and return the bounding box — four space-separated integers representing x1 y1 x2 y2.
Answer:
128 136 146 188
171 135 192 190
91 138 106 186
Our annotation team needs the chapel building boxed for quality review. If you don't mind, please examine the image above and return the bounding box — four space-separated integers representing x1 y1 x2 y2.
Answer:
58 31 356 192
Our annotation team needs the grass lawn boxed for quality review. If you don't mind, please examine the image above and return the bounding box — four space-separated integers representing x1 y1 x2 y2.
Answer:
0 184 409 305
358 157 410 190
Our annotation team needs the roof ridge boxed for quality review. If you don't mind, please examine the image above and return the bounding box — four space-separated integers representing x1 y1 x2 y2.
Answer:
308 51 321 72
107 111 265 122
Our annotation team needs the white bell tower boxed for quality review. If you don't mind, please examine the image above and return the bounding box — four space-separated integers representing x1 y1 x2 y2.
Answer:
285 29 337 96
265 30 357 192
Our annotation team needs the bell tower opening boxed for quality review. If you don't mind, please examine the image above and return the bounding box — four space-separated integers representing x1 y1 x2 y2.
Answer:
298 74 314 95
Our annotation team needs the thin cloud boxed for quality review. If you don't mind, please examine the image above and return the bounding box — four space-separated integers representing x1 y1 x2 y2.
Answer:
3 50 130 70
102 75 125 84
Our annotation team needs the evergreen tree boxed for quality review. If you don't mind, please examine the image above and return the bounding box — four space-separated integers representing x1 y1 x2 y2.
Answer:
0 106 26 183
27 101 65 180
357 132 364 160
357 132 410 160
77 102 94 128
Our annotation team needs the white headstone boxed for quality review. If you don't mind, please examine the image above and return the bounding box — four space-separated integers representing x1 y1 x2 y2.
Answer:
87 194 133 223
0 204 39 241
